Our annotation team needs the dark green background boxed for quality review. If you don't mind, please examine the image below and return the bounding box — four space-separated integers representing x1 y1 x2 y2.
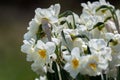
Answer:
0 0 120 80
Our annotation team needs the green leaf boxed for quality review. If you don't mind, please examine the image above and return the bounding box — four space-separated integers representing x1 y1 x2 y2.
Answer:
86 46 91 55
89 22 104 31
76 73 85 80
60 20 66 25
47 72 55 80
61 30 67 44
59 10 73 18
72 34 89 41
61 30 71 52
59 10 76 29
104 16 112 22
107 39 118 46
60 66 73 80
66 21 73 29
72 13 76 29
47 62 59 80
96 5 113 12
52 61 59 80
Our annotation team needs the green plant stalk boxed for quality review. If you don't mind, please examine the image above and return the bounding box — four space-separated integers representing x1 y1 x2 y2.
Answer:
109 9 120 34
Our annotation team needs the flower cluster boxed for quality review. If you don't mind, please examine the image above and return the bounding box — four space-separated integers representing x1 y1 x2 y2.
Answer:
21 0 120 80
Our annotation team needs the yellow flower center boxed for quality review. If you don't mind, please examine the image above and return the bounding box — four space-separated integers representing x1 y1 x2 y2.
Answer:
72 58 79 69
100 8 108 14
89 63 97 71
38 49 47 59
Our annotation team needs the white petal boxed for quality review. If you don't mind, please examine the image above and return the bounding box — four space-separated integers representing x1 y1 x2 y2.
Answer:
71 47 80 58
36 40 46 49
54 4 60 16
64 63 71 71
49 53 57 60
46 42 56 53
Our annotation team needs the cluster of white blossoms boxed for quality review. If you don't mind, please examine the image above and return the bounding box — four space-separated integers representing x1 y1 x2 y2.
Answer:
21 0 120 80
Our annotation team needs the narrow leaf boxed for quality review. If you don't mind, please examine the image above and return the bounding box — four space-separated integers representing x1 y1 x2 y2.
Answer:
96 5 113 12
89 22 104 31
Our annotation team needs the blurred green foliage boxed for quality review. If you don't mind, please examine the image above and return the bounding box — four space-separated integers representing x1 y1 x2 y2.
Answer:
0 26 37 80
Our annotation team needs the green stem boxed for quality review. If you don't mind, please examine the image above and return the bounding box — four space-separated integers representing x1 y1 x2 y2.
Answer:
101 73 105 80
109 9 120 33
59 10 76 29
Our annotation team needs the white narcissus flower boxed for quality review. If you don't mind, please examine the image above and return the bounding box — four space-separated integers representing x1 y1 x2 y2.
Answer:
24 19 40 40
31 61 47 75
21 38 36 62
35 4 60 24
80 14 103 30
104 33 120 68
33 40 56 65
62 29 85 51
80 0 115 38
31 40 56 74
24 4 60 41
81 0 113 18
76 24 92 40
88 39 112 61
81 54 108 76
64 47 83 78
107 34 120 68
51 37 61 46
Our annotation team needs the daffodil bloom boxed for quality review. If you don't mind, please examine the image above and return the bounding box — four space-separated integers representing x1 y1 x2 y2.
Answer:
21 38 36 61
35 4 60 24
81 54 108 76
24 19 40 40
107 34 120 68
88 39 112 61
81 0 113 19
64 47 83 78
30 40 56 74
62 29 85 51
33 40 56 64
